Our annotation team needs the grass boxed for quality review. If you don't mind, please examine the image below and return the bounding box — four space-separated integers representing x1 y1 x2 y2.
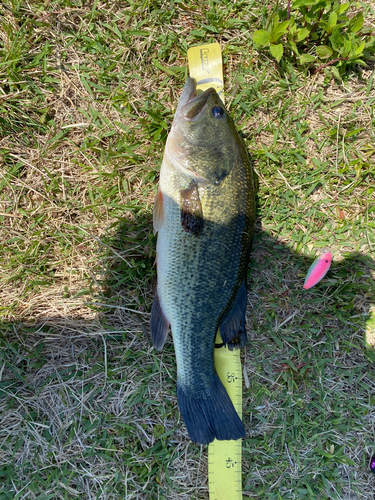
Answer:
0 0 375 498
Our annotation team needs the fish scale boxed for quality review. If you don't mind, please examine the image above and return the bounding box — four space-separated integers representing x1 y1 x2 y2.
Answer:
159 174 248 381
151 77 255 444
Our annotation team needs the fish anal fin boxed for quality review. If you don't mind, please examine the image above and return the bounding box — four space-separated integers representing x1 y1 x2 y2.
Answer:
150 292 169 350
220 281 247 351
180 182 203 235
177 375 245 444
153 187 164 233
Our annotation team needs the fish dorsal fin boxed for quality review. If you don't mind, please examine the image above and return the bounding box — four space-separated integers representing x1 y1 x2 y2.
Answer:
180 182 203 235
153 187 164 233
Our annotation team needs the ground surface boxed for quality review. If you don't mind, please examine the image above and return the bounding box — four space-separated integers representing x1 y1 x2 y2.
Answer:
0 1 375 499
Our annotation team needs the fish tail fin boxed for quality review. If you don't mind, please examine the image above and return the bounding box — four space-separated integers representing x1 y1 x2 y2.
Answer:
177 375 245 444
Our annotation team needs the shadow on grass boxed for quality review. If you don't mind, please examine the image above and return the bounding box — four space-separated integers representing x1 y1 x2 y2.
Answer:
1 216 375 499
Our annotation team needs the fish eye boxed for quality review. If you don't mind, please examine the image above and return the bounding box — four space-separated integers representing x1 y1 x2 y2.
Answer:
212 106 224 118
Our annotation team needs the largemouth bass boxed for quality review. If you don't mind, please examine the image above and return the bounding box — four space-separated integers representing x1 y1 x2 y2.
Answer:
151 77 256 444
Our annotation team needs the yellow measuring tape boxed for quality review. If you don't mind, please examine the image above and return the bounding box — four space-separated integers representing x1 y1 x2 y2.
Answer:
187 43 243 500
209 330 243 500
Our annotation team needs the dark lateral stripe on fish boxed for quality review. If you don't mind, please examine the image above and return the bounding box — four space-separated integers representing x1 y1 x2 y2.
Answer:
177 374 245 444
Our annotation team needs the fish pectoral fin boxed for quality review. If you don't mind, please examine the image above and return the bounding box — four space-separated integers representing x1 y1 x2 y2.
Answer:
219 280 247 350
150 292 169 350
180 182 203 235
153 187 164 233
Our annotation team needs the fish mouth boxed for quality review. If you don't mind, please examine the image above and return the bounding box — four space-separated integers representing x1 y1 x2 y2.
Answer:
175 78 216 122
182 86 216 122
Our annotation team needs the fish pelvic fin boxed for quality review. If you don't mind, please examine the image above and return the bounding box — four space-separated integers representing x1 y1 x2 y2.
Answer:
177 375 245 444
150 292 169 350
219 281 248 350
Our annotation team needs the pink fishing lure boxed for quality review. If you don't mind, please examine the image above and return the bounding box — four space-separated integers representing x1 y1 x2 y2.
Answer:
303 252 332 290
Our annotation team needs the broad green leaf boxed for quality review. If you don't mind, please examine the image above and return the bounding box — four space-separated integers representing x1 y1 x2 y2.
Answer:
310 1 329 12
252 30 271 46
270 43 284 62
272 20 290 41
327 12 337 33
338 2 349 13
355 41 365 56
288 40 299 55
289 22 297 34
316 45 333 59
319 21 329 34
349 13 363 33
337 16 350 30
331 66 342 82
299 53 315 64
292 0 321 8
296 27 310 42
330 28 343 52
304 3 323 21
340 36 352 57
353 59 367 66
323 67 332 81
349 40 357 58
